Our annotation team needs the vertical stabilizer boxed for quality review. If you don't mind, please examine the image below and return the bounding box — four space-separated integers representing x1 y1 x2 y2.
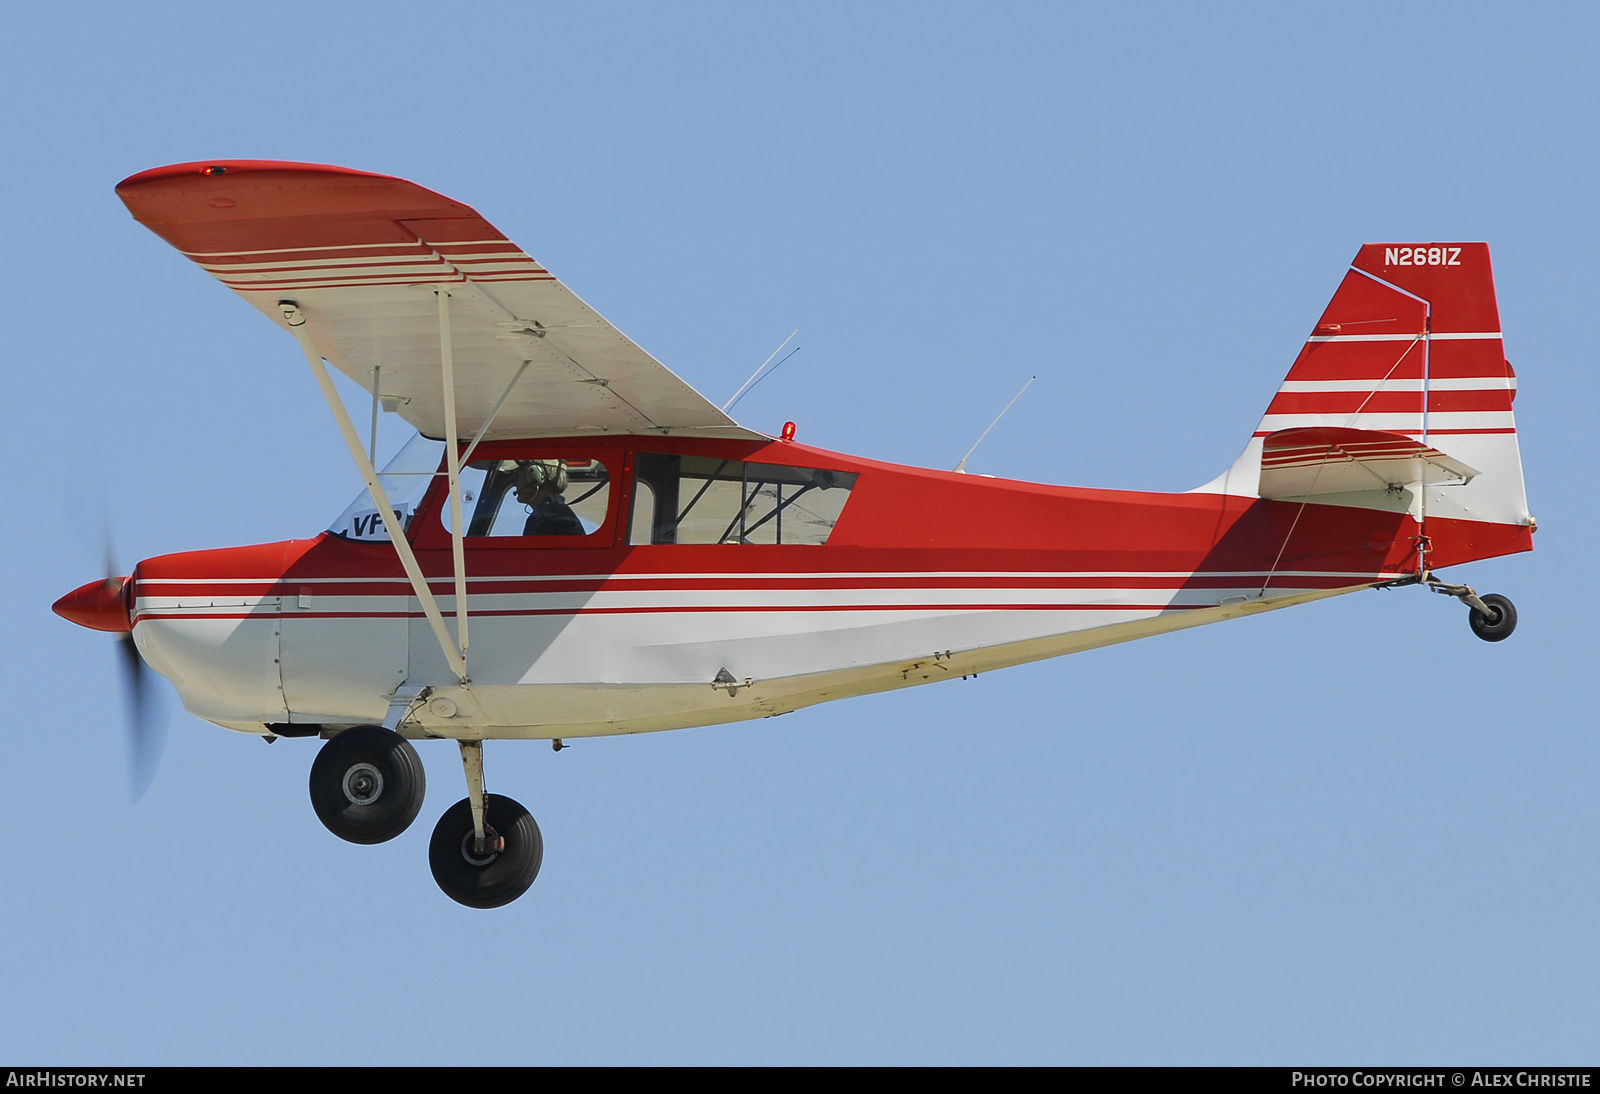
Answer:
1195 244 1530 544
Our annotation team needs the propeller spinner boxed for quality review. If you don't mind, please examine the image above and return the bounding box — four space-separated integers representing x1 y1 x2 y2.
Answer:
53 572 166 798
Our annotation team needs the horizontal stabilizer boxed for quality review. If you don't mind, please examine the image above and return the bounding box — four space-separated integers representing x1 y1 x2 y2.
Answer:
1258 427 1479 500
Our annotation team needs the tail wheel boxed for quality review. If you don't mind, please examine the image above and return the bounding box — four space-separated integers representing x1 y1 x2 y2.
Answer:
429 794 543 909
309 725 427 844
1468 593 1517 642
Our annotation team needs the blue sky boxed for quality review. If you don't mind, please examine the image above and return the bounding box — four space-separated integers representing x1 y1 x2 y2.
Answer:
2 2 1596 1064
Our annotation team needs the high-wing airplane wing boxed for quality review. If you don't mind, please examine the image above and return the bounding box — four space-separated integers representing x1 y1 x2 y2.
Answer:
117 160 761 442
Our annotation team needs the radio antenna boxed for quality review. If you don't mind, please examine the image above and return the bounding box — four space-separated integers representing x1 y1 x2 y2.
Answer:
953 376 1035 473
724 330 798 413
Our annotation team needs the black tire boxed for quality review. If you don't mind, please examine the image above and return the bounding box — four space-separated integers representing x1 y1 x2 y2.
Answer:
1469 592 1517 642
309 726 426 845
428 794 543 909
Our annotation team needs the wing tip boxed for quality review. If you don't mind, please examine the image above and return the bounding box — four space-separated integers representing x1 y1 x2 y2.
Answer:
116 159 402 195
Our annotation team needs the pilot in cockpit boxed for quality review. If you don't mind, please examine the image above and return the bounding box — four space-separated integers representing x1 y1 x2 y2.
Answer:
511 460 585 536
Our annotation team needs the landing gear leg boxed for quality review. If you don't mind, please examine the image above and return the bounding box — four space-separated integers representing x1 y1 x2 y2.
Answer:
428 740 543 909
1426 575 1518 642
459 740 497 857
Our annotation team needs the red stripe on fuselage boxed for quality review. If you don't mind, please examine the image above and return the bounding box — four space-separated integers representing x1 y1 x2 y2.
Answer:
133 601 1230 624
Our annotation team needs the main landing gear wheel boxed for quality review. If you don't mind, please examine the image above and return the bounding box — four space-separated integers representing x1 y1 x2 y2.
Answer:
429 794 543 909
1468 593 1517 642
309 725 426 844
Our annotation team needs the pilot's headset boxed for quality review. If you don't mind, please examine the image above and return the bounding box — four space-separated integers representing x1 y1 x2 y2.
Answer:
508 459 569 495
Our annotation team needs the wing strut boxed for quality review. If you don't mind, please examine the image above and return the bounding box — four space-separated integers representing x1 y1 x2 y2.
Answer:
460 359 532 468
279 300 469 684
438 288 469 662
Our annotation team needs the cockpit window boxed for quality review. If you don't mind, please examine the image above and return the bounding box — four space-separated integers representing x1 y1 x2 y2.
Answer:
328 433 446 542
444 458 612 538
629 453 856 545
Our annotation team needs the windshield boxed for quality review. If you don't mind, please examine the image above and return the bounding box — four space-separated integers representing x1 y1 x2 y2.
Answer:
327 433 446 541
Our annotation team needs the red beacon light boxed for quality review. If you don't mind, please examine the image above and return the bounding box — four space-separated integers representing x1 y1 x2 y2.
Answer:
201 165 227 176
780 421 796 442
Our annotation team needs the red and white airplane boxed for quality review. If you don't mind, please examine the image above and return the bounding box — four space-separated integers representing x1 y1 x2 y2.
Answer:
54 162 1533 908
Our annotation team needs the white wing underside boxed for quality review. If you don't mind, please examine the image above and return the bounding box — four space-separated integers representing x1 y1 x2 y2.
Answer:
238 248 760 443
